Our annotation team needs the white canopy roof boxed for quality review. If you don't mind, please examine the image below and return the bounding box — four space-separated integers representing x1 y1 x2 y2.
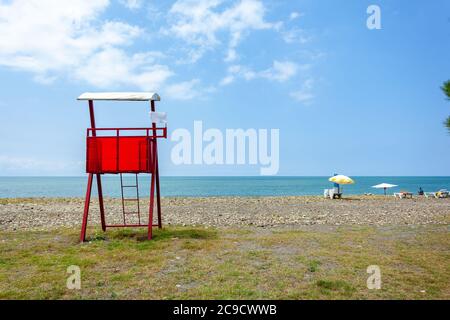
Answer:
372 183 398 189
78 92 160 101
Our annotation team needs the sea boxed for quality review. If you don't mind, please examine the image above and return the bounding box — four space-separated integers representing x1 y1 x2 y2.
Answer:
0 176 449 198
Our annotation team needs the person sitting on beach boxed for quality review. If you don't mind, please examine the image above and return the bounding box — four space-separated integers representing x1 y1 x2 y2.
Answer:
418 187 424 196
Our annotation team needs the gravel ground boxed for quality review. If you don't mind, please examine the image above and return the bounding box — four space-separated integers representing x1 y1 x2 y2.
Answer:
0 196 449 231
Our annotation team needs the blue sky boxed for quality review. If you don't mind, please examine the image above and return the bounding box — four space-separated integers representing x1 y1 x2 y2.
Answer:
0 0 449 176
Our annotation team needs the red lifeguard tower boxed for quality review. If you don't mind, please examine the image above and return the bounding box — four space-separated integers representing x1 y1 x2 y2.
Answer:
77 92 167 242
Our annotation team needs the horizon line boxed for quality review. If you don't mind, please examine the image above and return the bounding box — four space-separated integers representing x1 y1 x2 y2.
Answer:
1 175 450 178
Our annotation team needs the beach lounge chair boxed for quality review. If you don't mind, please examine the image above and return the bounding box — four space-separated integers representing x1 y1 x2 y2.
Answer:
324 187 342 199
394 191 413 199
424 192 436 198
424 189 449 199
436 189 449 198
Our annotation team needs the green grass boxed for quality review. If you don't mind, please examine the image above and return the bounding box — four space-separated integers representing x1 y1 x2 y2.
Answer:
316 279 356 296
307 260 321 273
0 225 449 299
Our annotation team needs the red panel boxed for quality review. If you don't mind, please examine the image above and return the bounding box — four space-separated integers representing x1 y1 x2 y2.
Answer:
87 136 154 173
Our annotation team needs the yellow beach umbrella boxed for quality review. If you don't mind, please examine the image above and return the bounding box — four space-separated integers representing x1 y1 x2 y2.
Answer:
329 175 355 185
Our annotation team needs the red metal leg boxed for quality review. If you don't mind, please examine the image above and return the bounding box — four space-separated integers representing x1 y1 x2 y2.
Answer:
148 169 156 240
80 173 93 242
150 100 163 229
88 100 106 232
155 152 162 229
96 174 106 231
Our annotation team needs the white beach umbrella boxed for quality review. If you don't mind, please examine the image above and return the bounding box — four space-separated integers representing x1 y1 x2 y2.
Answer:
372 183 398 195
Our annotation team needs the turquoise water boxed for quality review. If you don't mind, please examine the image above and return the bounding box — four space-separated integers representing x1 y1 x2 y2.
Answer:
0 176 449 198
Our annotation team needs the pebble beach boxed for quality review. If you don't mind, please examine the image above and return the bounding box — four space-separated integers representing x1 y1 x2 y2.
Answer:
1 196 449 231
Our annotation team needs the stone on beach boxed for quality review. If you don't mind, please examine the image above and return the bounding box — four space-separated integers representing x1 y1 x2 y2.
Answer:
0 196 448 231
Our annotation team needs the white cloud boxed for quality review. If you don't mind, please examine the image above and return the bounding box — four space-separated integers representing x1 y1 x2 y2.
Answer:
220 60 298 85
274 11 310 46
0 0 315 101
260 60 298 82
0 155 83 175
74 48 172 89
289 12 302 20
0 0 173 90
166 0 278 63
119 0 143 10
0 0 112 72
281 27 311 44
290 78 315 104
220 75 235 86
165 79 201 100
165 78 216 100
